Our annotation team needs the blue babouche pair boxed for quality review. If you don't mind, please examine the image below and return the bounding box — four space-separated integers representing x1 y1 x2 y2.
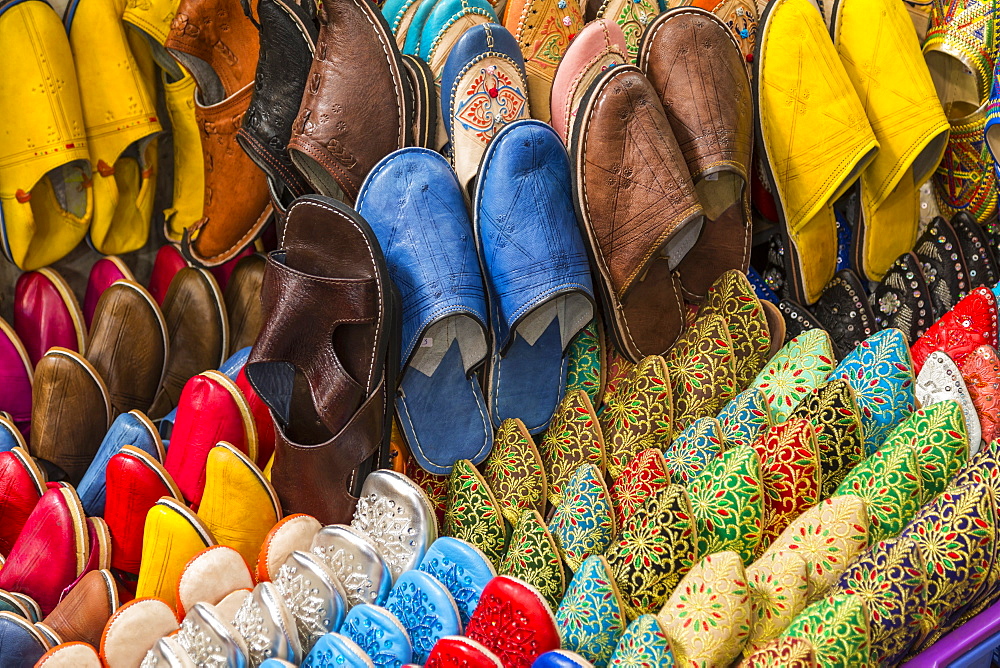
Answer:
357 120 595 475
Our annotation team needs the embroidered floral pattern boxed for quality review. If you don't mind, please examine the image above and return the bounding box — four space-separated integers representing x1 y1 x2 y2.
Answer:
741 636 817 668
549 463 615 572
949 442 1000 619
687 443 763 564
831 328 915 455
599 355 672 479
831 536 926 667
539 389 605 506
605 484 697 619
404 456 449 525
608 614 675 667
782 594 871 668
605 0 662 59
445 459 509 567
752 419 821 548
701 269 772 391
835 438 923 544
483 418 547 525
499 510 566 610
556 555 628 665
663 417 724 484
565 319 604 406
657 551 751 668
881 402 968 502
604 352 635 399
455 65 528 144
609 448 669 529
745 550 810 654
762 495 869 600
666 314 737 434
717 387 771 449
751 329 835 423
959 345 1000 447
789 379 865 498
902 483 995 646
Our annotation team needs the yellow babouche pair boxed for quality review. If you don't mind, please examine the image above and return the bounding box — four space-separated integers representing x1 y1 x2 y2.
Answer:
0 0 163 269
756 0 948 304
135 443 280 610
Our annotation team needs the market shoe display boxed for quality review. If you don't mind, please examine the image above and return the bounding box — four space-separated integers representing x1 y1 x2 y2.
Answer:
832 0 948 282
400 54 439 150
482 418 547 525
755 0 877 304
148 244 190 306
958 344 1000 446
915 351 982 456
571 65 700 361
67 0 162 256
246 197 399 524
476 120 595 433
416 0 498 82
160 69 206 244
41 569 118 647
0 321 33 438
148 268 228 418
175 545 254 617
665 313 737 433
36 643 101 667
599 355 672 479
356 149 492 474
100 597 180 667
224 254 266 356
0 487 89 615
14 268 87 367
237 0 318 206
76 409 163 516
30 348 111 483
162 370 258 505
417 536 496 626
0 612 51 668
445 459 509 567
640 7 753 301
910 285 999 373
82 257 135 329
697 270 772 392
135 498 216 610
499 510 566 608
809 269 877 359
549 463 615 573
85 280 167 417
288 0 410 203
0 447 46 557
952 212 999 288
914 216 970 320
555 555 627 665
869 252 933 343
549 18 627 141
0 0 91 272
465 576 561 667
583 0 662 59
441 24 530 190
385 570 461 663
183 83 272 267
104 446 184 575
502 0 584 123
255 513 322 583
777 298 826 344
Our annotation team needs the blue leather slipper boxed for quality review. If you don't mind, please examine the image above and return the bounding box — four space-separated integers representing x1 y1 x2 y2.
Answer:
357 148 493 474
474 120 595 434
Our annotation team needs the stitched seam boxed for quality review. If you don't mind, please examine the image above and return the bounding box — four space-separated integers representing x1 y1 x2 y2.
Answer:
355 1 407 148
398 377 490 469
272 0 315 52
290 137 361 194
287 198 382 389
238 130 306 196
429 8 495 58
563 46 626 134
188 204 270 263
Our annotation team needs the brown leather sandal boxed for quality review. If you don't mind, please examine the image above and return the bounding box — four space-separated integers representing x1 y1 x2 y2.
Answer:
245 195 400 524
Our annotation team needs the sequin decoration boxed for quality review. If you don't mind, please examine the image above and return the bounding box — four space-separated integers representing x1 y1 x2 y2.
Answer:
910 286 999 373
539 390 605 507
788 379 866 498
666 313 738 434
662 417 724 484
599 355 672 479
752 419 821 548
959 344 1000 447
656 551 751 667
830 328 915 456
604 484 697 620
687 443 764 564
555 555 629 665
483 418 547 526
750 329 835 423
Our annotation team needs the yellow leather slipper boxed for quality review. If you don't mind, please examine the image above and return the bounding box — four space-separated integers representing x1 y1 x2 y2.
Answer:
161 69 205 244
831 0 948 282
755 0 878 305
123 0 185 79
0 0 92 271
198 442 281 568
66 0 162 256
135 497 216 611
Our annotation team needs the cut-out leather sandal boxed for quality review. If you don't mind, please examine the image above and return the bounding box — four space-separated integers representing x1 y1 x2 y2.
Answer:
246 196 401 526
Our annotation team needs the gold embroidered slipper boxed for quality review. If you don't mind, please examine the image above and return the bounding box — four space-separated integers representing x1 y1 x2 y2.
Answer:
755 0 878 304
